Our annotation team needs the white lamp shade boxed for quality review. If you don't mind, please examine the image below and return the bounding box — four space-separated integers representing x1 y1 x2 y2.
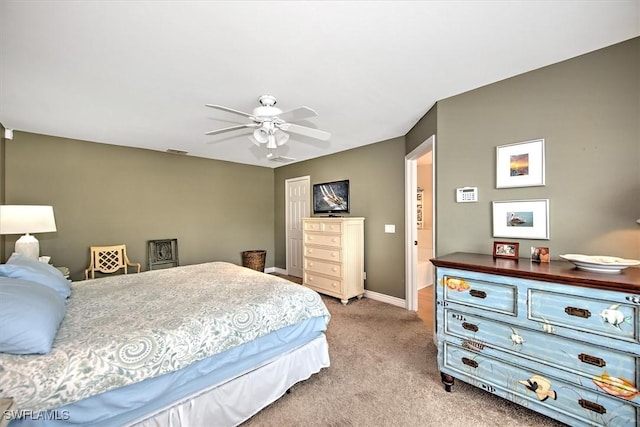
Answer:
252 128 270 144
0 205 57 234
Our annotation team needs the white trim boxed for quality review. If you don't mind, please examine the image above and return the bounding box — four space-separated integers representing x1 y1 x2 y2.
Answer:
364 290 406 308
267 266 286 275
404 135 435 312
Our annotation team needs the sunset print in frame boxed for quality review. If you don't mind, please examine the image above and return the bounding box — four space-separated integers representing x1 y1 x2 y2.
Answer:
496 139 545 188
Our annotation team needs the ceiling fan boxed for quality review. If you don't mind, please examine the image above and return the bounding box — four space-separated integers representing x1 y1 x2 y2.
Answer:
205 95 331 151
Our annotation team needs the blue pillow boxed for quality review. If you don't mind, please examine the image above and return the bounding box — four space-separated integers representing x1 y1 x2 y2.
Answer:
0 253 71 300
0 277 67 354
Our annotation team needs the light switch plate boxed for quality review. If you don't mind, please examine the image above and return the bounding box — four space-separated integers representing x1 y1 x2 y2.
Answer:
384 224 395 233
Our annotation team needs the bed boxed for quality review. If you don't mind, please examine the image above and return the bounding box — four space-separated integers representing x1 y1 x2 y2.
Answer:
0 256 331 427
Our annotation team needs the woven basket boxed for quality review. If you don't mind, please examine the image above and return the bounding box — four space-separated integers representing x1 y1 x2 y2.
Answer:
241 250 266 272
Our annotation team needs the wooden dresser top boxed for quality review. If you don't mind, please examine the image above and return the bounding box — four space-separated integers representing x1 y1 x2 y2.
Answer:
431 252 640 294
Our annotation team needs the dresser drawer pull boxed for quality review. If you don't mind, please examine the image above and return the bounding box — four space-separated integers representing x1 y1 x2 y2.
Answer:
469 290 486 299
626 295 640 304
578 399 606 415
462 322 478 332
564 306 591 318
578 353 606 367
461 357 478 368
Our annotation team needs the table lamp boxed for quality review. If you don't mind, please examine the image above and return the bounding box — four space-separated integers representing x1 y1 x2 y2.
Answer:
0 205 57 259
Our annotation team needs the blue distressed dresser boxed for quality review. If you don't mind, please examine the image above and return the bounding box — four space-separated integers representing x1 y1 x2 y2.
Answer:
431 252 640 426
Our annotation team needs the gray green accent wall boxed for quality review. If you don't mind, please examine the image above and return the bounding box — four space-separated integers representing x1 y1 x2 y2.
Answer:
406 103 437 154
408 37 640 261
274 138 407 298
3 133 275 280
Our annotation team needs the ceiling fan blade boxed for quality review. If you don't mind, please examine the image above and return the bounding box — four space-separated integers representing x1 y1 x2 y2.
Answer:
276 106 317 123
279 122 331 141
206 104 255 120
205 123 257 136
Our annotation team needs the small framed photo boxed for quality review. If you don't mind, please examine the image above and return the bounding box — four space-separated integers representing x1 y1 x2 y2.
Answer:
496 139 545 188
492 199 550 240
531 246 550 263
493 241 520 259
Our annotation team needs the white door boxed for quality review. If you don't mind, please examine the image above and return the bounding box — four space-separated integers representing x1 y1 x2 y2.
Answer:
285 176 310 278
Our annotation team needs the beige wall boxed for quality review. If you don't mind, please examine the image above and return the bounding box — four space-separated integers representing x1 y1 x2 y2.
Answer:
274 138 407 298
3 133 275 280
409 37 640 261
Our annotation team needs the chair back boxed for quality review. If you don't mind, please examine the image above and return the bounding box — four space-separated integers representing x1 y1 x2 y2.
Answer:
85 244 141 279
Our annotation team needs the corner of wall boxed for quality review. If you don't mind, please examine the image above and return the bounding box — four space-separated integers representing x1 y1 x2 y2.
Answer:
0 123 5 262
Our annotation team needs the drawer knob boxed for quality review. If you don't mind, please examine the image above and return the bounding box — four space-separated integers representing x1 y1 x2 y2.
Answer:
332 282 337 288
461 357 478 368
331 238 337 243
332 267 338 272
578 353 606 367
469 289 487 299
462 322 479 332
578 399 606 415
565 306 591 318
331 252 337 257
309 262 314 267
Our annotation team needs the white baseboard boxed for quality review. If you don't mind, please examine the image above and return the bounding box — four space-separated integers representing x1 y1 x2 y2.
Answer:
268 271 410 311
364 290 407 309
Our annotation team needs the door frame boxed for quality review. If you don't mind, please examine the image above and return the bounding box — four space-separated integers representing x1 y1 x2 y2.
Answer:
404 135 436 311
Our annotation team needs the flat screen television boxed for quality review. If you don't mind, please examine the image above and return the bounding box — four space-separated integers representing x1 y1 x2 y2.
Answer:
313 180 350 215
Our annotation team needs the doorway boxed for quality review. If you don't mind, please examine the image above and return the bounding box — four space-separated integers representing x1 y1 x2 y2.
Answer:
405 135 435 313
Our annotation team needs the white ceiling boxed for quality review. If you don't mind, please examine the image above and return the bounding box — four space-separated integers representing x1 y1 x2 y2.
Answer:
1 1 638 168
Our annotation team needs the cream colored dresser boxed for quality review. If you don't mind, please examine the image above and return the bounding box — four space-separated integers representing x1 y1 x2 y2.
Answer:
302 217 365 305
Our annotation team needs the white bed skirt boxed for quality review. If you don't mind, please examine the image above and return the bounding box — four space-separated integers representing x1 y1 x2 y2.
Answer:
129 333 329 427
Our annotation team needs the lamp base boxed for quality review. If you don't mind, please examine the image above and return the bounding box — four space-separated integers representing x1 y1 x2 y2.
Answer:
14 234 40 260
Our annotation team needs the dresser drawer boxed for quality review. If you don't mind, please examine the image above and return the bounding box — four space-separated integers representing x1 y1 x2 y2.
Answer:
305 233 342 248
529 289 639 344
304 246 341 262
441 275 517 316
304 272 343 294
443 342 638 427
305 258 342 278
303 221 343 233
444 309 639 385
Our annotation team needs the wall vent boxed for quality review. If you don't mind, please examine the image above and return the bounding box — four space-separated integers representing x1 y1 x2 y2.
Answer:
166 149 188 155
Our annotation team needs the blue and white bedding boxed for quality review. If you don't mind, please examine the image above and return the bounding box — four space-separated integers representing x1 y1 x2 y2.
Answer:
0 262 330 423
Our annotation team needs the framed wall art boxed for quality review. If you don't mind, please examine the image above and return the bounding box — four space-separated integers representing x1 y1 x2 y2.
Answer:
496 139 545 188
492 199 549 240
493 241 520 259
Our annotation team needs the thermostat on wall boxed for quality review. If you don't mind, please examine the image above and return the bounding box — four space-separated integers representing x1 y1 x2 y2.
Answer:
456 187 478 203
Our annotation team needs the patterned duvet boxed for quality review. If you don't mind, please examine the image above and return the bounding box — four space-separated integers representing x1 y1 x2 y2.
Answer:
0 262 330 413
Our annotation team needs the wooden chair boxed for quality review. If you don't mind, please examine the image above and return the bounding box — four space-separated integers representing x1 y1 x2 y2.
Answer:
84 244 141 280
148 238 179 270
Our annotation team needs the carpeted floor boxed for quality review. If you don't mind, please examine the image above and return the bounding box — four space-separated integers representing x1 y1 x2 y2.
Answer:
242 295 566 427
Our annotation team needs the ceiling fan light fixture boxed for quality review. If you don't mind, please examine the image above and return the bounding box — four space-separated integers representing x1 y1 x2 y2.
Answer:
275 129 289 146
252 127 269 144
